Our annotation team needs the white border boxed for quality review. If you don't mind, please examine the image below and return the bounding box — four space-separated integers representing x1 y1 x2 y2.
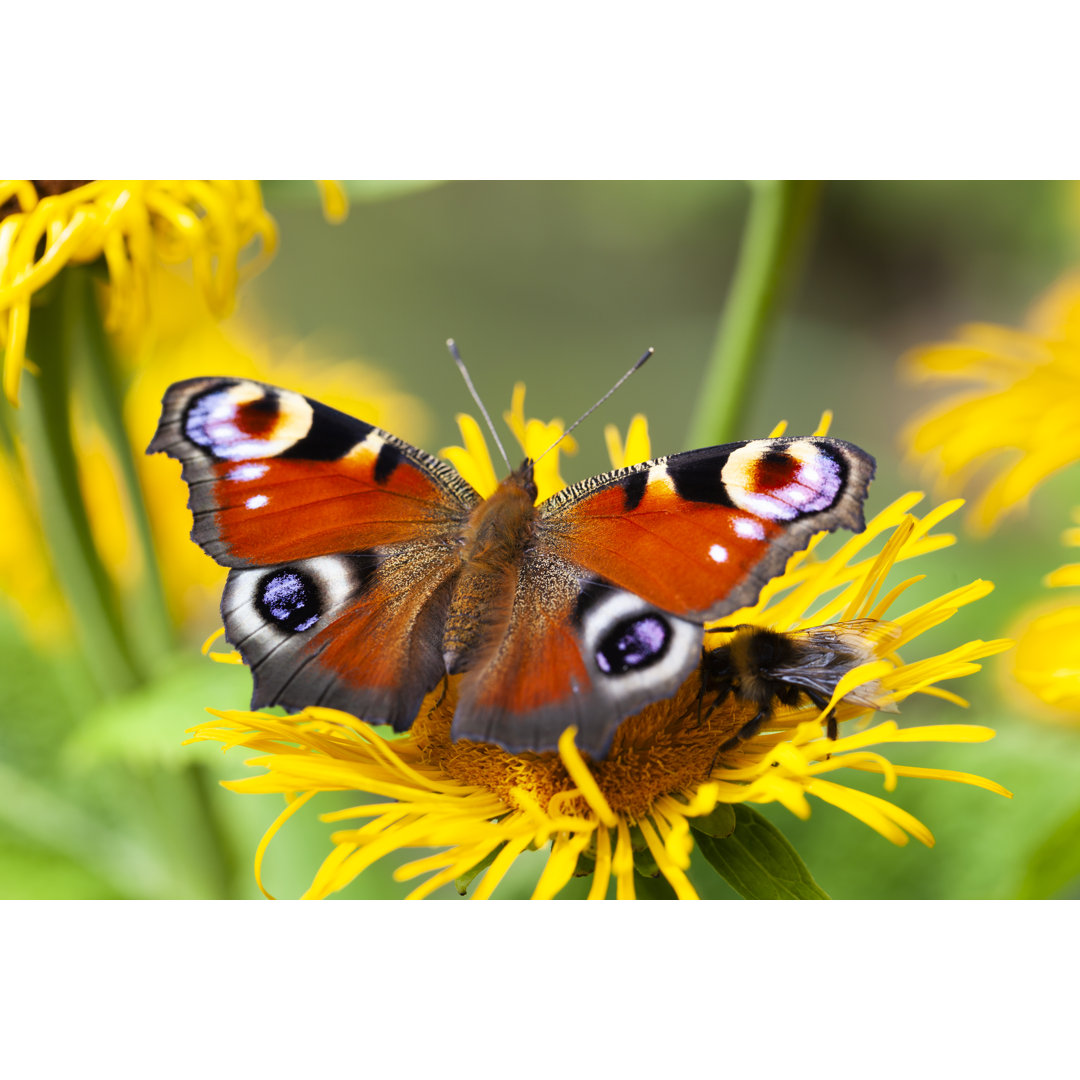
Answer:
8 3 1080 176
1 901 1073 1075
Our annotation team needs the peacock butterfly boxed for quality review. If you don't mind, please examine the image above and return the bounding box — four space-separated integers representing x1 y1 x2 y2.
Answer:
148 374 875 758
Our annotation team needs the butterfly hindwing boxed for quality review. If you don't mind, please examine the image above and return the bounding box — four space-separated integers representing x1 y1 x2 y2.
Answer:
538 436 875 621
451 552 702 757
149 376 478 727
148 376 478 567
222 543 458 729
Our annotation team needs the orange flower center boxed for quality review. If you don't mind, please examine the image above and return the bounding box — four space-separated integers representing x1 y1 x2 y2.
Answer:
408 671 755 819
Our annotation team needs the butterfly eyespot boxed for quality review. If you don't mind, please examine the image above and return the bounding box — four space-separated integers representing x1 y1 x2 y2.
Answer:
595 614 671 675
256 569 321 633
183 382 314 461
721 440 844 521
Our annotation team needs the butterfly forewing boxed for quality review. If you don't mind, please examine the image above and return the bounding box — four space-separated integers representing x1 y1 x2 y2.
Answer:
148 377 478 566
538 436 875 621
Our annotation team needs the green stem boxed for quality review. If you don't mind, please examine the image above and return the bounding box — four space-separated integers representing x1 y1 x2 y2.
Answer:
19 273 139 695
71 267 176 670
10 268 237 899
186 763 237 898
688 181 822 447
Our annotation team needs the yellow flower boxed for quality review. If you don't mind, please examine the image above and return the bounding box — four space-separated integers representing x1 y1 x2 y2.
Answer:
439 382 578 501
903 270 1080 533
0 180 280 405
0 445 70 641
0 181 351 640
315 181 349 225
1012 507 1080 716
191 402 1011 899
904 270 1080 721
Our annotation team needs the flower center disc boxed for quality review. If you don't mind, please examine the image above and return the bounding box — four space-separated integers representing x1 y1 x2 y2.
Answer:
409 673 755 819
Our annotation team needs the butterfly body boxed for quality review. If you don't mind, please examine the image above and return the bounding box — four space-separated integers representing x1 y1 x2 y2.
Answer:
150 375 876 759
442 462 538 674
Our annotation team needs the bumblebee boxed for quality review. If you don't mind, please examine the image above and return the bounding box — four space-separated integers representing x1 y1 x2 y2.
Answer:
703 619 900 751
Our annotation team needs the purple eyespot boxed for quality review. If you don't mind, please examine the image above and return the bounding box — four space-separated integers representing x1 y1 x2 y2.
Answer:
257 570 320 633
596 615 670 675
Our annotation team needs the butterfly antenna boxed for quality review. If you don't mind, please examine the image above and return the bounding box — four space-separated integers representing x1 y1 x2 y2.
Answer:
446 339 513 472
533 347 654 466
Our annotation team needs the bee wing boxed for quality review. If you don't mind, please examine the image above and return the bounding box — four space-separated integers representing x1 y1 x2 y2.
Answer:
769 619 901 711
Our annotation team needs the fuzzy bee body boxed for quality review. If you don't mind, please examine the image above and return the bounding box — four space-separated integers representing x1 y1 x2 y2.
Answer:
704 620 899 750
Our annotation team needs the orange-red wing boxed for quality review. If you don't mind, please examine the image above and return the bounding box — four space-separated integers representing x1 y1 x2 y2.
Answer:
148 377 477 567
451 551 702 758
539 436 875 621
221 542 458 730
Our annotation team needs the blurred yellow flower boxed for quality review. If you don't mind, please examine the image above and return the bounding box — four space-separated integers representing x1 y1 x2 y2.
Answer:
191 407 1010 900
604 413 650 470
124 270 430 630
903 270 1080 533
904 271 1080 721
0 446 69 641
0 181 280 405
315 181 349 225
1012 507 1080 716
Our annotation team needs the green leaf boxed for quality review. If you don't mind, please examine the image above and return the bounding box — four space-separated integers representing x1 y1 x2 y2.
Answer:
690 802 737 838
0 833 123 899
633 870 678 899
455 845 503 896
572 851 596 878
1017 800 1080 899
64 654 251 771
0 763 170 897
693 804 829 899
632 845 661 879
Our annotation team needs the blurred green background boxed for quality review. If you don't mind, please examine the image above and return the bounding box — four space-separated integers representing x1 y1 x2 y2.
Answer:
3 180 1079 899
